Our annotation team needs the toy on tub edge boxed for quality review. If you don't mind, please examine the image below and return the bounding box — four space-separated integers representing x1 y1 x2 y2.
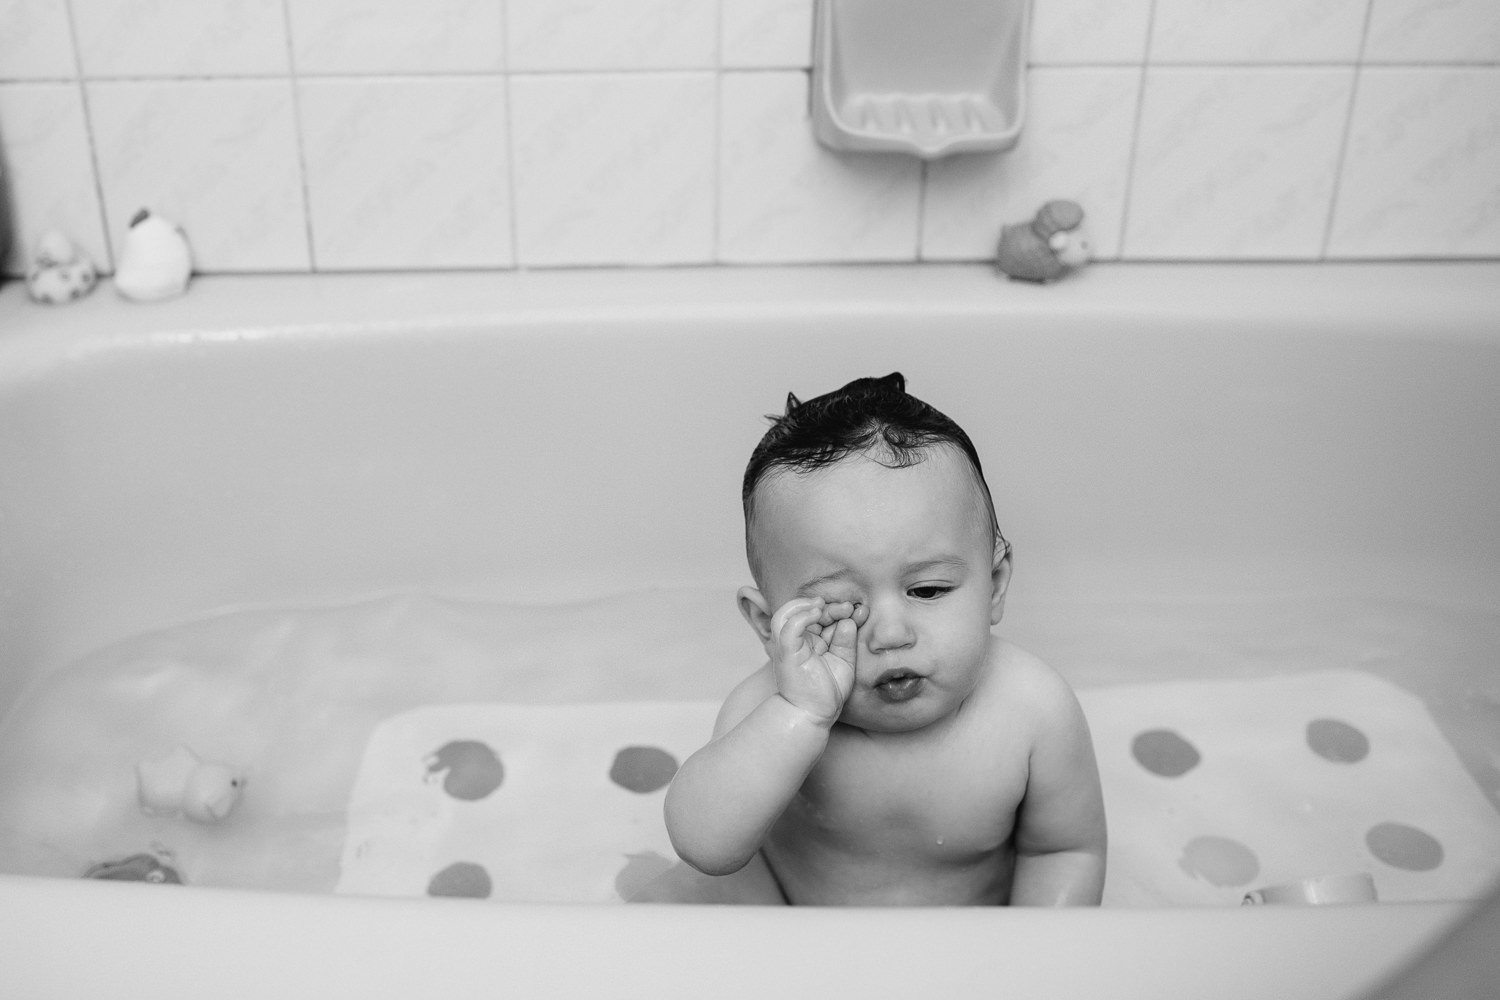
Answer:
24 230 99 305
995 200 1092 283
114 208 193 302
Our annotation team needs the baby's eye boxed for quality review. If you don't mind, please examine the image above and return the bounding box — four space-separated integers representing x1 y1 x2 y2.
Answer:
908 585 953 600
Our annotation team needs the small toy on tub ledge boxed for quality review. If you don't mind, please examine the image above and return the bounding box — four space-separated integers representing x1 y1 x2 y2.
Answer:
24 230 99 304
995 199 1092 283
136 745 245 823
84 844 184 884
114 208 193 302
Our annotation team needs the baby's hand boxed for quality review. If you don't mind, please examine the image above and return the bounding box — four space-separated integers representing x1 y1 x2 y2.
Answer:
767 598 866 725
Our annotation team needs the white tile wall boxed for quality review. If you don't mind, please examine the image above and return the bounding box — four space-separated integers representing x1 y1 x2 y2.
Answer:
1328 68 1500 258
507 0 716 71
1 0 1497 275
72 0 291 77
1030 0 1153 65
1148 0 1368 64
0 0 79 79
86 80 310 271
1365 0 1500 63
509 73 716 266
722 0 814 68
0 84 108 267
719 71 921 263
299 78 514 270
1125 68 1354 259
288 0 505 74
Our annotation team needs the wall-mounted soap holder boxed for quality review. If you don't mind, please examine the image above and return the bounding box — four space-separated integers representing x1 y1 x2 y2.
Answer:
811 0 1031 159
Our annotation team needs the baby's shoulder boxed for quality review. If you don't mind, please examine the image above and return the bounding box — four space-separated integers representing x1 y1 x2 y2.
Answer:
978 638 1086 727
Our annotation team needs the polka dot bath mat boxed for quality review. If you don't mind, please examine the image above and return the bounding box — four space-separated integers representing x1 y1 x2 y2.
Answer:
1087 669 1500 906
335 670 1500 905
336 702 711 903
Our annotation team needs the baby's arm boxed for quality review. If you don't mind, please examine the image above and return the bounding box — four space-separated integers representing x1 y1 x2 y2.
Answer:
1009 662 1107 906
664 599 861 876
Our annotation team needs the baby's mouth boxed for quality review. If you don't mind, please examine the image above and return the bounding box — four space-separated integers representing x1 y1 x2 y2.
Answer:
873 669 925 704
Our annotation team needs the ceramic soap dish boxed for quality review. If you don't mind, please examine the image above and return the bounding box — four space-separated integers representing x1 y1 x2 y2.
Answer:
811 0 1031 159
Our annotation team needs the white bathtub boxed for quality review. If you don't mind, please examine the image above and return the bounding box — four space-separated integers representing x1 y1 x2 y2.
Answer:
0 262 1496 998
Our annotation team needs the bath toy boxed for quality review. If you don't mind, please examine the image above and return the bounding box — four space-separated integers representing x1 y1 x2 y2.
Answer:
1242 872 1377 905
136 745 244 823
24 230 99 305
113 208 193 302
83 850 184 884
995 199 1092 283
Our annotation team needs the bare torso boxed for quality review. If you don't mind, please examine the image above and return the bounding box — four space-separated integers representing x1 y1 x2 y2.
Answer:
761 641 1034 905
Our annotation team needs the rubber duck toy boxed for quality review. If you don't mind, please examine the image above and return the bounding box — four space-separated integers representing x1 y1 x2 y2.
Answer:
136 745 245 823
114 208 193 302
995 199 1092 283
24 230 99 304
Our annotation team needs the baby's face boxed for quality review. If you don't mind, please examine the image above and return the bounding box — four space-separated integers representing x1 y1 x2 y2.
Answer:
750 446 1005 733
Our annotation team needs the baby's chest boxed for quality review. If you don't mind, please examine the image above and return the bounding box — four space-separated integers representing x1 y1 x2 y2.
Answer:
796 735 1027 850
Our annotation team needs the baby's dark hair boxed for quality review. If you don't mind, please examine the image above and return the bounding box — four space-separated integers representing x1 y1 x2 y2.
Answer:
742 372 1006 580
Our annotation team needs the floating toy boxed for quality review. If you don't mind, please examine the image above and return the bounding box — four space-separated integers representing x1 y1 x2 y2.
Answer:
84 848 183 884
1242 872 1376 905
114 208 193 302
136 745 244 823
995 199 1092 283
24 230 99 305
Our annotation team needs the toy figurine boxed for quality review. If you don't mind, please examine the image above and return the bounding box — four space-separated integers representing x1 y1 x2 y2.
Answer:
136 745 244 823
995 199 1092 283
24 230 99 304
84 849 184 884
114 208 193 301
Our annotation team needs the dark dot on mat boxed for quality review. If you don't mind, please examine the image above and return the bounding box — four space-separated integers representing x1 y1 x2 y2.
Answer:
1132 729 1202 777
425 740 504 800
427 861 492 899
1366 822 1445 872
1306 718 1370 763
609 746 679 794
1178 835 1261 888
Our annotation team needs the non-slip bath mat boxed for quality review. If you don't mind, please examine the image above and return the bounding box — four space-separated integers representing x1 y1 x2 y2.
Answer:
334 670 1500 906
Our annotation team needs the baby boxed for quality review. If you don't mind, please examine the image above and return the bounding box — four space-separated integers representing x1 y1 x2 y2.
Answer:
660 373 1106 905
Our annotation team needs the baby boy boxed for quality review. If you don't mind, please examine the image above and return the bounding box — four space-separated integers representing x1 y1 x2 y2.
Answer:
661 373 1106 905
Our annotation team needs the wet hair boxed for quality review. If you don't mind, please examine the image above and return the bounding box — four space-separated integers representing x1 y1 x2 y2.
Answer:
742 372 1007 582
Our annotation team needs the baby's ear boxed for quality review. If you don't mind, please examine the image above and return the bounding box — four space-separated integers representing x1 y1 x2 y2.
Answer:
737 586 775 644
989 544 1013 626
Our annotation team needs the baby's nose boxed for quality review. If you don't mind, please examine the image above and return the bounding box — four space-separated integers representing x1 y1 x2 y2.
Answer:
862 601 914 652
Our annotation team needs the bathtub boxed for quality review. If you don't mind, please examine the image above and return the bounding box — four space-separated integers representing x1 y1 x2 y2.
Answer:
0 261 1496 998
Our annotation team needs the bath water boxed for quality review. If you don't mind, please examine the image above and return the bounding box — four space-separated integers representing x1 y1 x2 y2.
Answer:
0 588 1495 902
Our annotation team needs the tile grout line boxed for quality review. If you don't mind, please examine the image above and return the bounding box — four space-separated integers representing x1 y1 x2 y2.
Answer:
60 0 115 273
1114 0 1160 260
712 0 724 265
500 0 522 269
1318 0 1379 262
280 0 319 273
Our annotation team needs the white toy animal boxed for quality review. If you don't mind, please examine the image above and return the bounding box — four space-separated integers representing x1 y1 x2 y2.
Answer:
136 745 244 823
114 208 193 301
